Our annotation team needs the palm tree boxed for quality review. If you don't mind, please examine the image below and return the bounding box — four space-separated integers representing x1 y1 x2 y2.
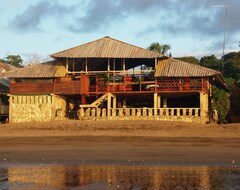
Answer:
147 42 171 55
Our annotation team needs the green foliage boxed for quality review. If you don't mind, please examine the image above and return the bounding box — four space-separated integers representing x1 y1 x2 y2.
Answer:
175 56 200 65
211 86 230 123
3 55 23 68
103 74 111 84
224 78 235 91
200 55 221 71
147 42 171 55
223 52 240 81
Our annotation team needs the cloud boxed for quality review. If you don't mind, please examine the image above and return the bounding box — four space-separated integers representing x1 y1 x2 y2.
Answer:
68 0 170 33
142 0 240 39
7 0 240 42
8 0 73 32
68 0 124 32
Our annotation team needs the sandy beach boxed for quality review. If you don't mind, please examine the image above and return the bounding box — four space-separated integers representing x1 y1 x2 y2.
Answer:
0 120 240 166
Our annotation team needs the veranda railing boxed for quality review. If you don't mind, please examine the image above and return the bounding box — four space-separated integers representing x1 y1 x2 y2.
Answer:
78 107 200 120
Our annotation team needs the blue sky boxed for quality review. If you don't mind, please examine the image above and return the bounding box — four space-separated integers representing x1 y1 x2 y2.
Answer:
0 0 239 63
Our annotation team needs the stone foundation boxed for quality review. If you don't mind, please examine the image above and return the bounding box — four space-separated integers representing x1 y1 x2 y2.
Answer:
9 94 66 123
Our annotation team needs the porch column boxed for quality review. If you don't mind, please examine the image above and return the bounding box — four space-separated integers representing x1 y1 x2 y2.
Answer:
66 58 69 73
123 59 126 92
112 95 117 117
107 58 110 72
154 93 158 116
200 92 209 124
81 95 86 104
113 96 116 109
107 93 112 118
123 98 126 108
8 95 12 123
85 58 88 73
157 95 161 108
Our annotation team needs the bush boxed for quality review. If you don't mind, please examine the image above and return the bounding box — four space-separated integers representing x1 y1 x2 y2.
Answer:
211 86 230 123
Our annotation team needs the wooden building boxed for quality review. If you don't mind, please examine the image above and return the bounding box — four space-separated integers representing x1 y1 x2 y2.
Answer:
0 61 17 121
1 37 225 123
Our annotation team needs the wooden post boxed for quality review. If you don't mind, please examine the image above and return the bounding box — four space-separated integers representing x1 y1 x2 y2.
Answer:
154 78 158 92
200 92 209 124
157 95 161 108
154 93 158 117
108 58 110 72
66 58 69 73
73 59 75 73
81 95 86 104
107 93 111 118
85 58 88 73
123 59 126 92
113 58 116 82
155 58 157 68
140 65 142 92
8 95 12 123
107 58 110 93
123 98 126 108
113 95 116 117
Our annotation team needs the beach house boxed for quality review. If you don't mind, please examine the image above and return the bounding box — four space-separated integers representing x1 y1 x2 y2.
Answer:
1 37 225 123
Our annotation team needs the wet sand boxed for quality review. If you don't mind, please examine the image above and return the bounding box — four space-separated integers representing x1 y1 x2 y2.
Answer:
0 120 240 166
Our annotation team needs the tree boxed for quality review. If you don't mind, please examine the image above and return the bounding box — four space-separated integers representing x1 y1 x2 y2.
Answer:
147 42 171 55
23 53 52 65
175 56 200 65
223 52 240 83
200 55 221 71
211 86 230 123
3 55 23 68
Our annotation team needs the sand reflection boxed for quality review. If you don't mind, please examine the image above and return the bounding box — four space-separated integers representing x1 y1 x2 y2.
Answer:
1 165 240 189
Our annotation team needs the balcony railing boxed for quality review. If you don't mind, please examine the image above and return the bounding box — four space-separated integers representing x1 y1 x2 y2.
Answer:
89 77 207 94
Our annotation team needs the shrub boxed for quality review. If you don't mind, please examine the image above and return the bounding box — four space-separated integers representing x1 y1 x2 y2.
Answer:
211 86 230 123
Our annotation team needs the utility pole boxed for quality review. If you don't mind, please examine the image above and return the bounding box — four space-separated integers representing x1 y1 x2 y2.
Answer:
211 5 228 76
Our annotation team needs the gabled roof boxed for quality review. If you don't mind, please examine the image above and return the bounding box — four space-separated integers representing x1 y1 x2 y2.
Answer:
0 61 18 88
0 61 17 72
155 58 225 86
0 61 66 78
51 36 163 59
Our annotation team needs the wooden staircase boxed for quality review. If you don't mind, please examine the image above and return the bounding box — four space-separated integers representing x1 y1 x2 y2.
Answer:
80 93 115 108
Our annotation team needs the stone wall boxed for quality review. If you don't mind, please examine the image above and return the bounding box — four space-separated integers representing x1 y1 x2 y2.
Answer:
9 94 66 123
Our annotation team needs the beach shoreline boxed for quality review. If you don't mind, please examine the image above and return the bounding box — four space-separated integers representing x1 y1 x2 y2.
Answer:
0 120 240 167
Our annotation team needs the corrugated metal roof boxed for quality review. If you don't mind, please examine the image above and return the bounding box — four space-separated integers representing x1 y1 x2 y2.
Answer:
155 58 226 86
0 61 66 78
51 36 163 59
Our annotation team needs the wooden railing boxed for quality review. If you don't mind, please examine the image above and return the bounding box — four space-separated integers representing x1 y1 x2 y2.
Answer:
10 83 54 94
10 79 81 95
54 79 81 94
89 78 207 94
78 107 201 122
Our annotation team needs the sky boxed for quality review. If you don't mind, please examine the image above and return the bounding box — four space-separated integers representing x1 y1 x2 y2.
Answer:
0 0 239 63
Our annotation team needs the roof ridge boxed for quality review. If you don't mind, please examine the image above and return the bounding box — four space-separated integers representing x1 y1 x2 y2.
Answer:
102 36 163 54
51 36 164 58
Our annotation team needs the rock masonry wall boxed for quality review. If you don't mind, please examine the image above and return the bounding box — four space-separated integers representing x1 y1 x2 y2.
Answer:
9 95 66 123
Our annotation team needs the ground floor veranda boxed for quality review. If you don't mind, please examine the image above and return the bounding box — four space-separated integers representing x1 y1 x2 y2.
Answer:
8 90 210 124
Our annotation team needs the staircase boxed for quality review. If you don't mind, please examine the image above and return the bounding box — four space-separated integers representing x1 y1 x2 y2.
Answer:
80 93 115 108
